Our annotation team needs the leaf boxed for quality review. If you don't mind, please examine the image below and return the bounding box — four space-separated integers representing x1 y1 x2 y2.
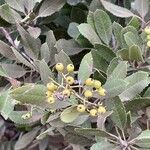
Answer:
134 130 150 148
103 79 128 98
14 127 40 150
1 64 26 78
78 23 101 45
38 0 65 18
0 4 21 24
126 97 150 112
101 0 136 18
124 32 142 47
108 61 127 79
17 24 41 59
60 106 80 123
55 39 84 56
87 11 96 30
10 84 47 106
94 44 116 62
107 97 127 130
78 52 93 84
127 17 140 29
11 47 35 69
134 0 149 18
94 9 112 45
117 48 129 61
27 26 41 38
143 88 150 97
5 0 25 13
75 128 115 139
112 22 123 48
91 49 108 73
38 59 53 84
119 71 149 101
90 141 117 150
129 45 144 62
67 22 80 39
0 67 7 77
0 40 16 60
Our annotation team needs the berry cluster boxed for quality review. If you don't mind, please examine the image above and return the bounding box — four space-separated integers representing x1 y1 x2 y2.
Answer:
45 63 107 117
144 26 150 47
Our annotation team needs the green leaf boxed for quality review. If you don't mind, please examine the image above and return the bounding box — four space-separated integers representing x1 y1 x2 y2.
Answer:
11 47 35 69
75 128 115 139
15 127 40 150
0 67 8 77
67 22 80 39
126 97 150 112
0 4 21 24
117 48 129 61
108 61 127 79
119 71 149 101
78 52 93 84
127 17 140 29
1 64 26 78
87 11 96 30
0 40 16 60
112 22 123 48
94 44 116 62
38 0 65 18
17 24 41 59
101 0 136 18
38 59 53 84
103 79 128 98
124 31 142 47
107 97 127 130
10 84 47 106
91 141 117 150
78 23 101 45
143 88 150 97
129 45 144 62
134 130 150 148
134 0 149 18
55 39 83 56
94 9 112 45
60 106 80 123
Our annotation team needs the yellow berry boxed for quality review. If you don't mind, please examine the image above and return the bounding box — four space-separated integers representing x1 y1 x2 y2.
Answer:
21 112 32 120
98 106 106 114
147 35 150 40
66 76 74 85
93 80 101 89
46 91 53 97
147 41 150 47
85 78 93 86
47 96 55 104
84 90 93 98
62 89 71 97
144 27 150 34
89 109 97 117
77 104 86 113
67 64 74 73
47 82 56 91
98 88 106 96
55 63 64 72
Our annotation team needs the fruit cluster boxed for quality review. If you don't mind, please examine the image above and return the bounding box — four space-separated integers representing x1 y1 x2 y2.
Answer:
45 63 107 117
144 26 150 47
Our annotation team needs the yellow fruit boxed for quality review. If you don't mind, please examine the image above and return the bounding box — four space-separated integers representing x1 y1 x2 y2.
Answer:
98 106 106 114
67 64 74 73
55 63 64 72
147 41 150 47
84 90 93 98
85 78 93 86
46 91 53 97
47 82 56 91
147 35 150 40
66 76 74 85
21 112 32 120
62 89 71 97
93 80 101 89
77 104 86 113
98 88 106 96
47 96 55 104
144 27 150 34
89 109 97 117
